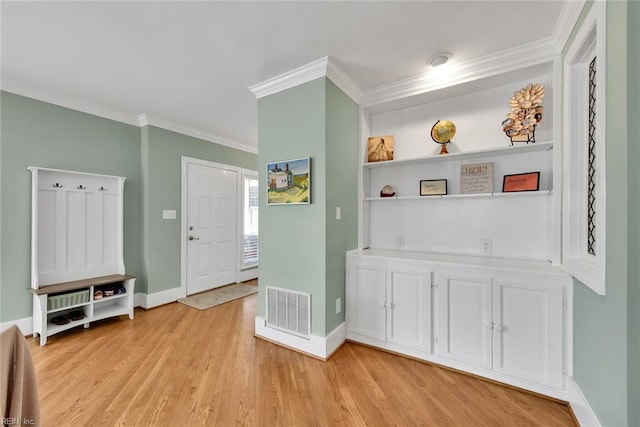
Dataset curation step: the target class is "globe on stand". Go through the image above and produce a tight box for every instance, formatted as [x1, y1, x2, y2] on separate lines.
[431, 120, 456, 155]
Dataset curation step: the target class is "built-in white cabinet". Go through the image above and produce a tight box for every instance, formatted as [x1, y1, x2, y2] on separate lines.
[29, 167, 134, 345]
[346, 250, 571, 399]
[347, 259, 432, 357]
[436, 268, 493, 370]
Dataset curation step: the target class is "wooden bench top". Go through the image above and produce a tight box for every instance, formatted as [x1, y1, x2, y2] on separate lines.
[30, 274, 136, 295]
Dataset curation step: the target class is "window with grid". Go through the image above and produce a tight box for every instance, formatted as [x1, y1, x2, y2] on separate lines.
[242, 176, 259, 268]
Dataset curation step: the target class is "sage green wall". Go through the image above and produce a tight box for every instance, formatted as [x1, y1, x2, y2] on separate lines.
[627, 2, 640, 425]
[141, 125, 257, 294]
[0, 91, 143, 322]
[257, 78, 328, 335]
[571, 2, 631, 426]
[324, 80, 358, 333]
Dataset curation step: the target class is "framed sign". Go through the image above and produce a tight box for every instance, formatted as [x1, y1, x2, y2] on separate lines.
[502, 171, 540, 192]
[267, 157, 311, 205]
[460, 162, 493, 194]
[420, 179, 447, 196]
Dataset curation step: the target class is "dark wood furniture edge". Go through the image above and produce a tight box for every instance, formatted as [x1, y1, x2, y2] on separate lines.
[30, 274, 136, 295]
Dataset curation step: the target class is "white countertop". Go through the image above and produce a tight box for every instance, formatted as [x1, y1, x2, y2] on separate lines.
[347, 248, 569, 276]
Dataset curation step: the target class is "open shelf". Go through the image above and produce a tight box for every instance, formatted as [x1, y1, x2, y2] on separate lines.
[93, 304, 129, 322]
[364, 141, 553, 170]
[365, 190, 552, 202]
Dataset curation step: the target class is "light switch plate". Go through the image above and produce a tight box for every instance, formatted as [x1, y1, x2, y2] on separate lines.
[162, 210, 176, 220]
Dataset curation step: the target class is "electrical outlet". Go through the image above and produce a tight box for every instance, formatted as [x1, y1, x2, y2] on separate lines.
[481, 239, 492, 254]
[397, 234, 405, 247]
[336, 297, 342, 314]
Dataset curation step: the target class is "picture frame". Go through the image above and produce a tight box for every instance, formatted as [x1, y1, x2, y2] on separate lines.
[367, 135, 395, 163]
[502, 171, 540, 192]
[267, 157, 311, 205]
[460, 162, 494, 194]
[420, 179, 447, 196]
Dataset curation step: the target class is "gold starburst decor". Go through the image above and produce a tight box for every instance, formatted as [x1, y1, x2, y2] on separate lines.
[502, 83, 544, 145]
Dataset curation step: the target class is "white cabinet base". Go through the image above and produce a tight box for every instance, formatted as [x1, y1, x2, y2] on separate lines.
[346, 249, 571, 400]
[31, 274, 135, 346]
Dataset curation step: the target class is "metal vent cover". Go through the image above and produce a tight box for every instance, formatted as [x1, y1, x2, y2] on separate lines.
[266, 286, 310, 338]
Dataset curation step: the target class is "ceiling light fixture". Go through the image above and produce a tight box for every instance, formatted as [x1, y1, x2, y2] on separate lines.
[429, 52, 453, 68]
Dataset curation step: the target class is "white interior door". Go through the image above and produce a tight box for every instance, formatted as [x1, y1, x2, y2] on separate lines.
[187, 162, 237, 295]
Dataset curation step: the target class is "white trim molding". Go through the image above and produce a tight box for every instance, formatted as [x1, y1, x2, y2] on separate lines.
[1, 317, 33, 336]
[568, 377, 602, 427]
[562, 1, 607, 295]
[254, 316, 346, 360]
[137, 113, 257, 154]
[249, 56, 361, 103]
[135, 287, 185, 310]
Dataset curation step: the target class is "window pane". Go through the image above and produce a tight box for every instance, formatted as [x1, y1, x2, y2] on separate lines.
[243, 177, 259, 267]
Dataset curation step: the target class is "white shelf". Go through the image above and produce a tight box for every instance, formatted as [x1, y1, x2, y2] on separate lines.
[48, 301, 91, 314]
[47, 318, 89, 336]
[365, 190, 552, 201]
[363, 141, 553, 170]
[93, 304, 128, 322]
[93, 292, 129, 305]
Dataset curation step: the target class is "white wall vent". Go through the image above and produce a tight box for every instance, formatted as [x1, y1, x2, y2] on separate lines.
[266, 286, 311, 338]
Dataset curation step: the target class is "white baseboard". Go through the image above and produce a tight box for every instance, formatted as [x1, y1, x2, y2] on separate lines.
[568, 377, 601, 426]
[254, 316, 346, 360]
[1, 316, 34, 336]
[238, 267, 258, 283]
[135, 286, 185, 309]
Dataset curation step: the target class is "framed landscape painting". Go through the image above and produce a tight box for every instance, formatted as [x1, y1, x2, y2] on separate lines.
[267, 157, 311, 205]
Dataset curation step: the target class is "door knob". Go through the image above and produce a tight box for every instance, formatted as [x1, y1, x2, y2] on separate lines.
[188, 235, 200, 241]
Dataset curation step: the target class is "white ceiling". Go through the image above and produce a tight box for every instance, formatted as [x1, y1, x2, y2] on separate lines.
[1, 1, 567, 153]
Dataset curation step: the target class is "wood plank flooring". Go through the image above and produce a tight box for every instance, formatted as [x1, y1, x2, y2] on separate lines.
[27, 289, 577, 426]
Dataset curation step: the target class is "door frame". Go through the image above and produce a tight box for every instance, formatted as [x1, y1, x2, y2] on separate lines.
[180, 156, 245, 297]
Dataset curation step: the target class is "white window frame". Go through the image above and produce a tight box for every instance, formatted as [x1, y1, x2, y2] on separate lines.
[240, 169, 259, 273]
[562, 2, 607, 294]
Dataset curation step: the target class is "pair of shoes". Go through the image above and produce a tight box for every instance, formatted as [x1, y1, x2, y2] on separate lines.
[51, 315, 70, 325]
[103, 288, 115, 297]
[94, 290, 104, 299]
[68, 309, 85, 321]
[114, 287, 126, 295]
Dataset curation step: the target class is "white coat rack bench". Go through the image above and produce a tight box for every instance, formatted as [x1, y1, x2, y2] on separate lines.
[28, 167, 135, 346]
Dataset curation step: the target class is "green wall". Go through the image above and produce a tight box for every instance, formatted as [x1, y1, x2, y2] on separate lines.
[257, 77, 358, 337]
[0, 91, 143, 322]
[571, 2, 632, 426]
[324, 80, 358, 333]
[258, 78, 328, 335]
[141, 125, 257, 294]
[627, 2, 640, 425]
[0, 91, 258, 322]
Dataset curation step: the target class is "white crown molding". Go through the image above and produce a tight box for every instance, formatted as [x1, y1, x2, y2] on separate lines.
[138, 114, 257, 154]
[1, 79, 140, 127]
[326, 59, 361, 103]
[249, 56, 361, 103]
[0, 80, 258, 154]
[359, 37, 560, 108]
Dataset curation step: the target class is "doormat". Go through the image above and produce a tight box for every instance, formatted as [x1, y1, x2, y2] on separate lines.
[177, 282, 258, 311]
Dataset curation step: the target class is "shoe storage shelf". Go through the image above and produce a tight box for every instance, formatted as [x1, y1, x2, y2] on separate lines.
[28, 167, 135, 346]
[30, 274, 135, 346]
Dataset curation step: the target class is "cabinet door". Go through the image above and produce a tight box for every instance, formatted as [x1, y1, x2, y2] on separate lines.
[346, 260, 386, 341]
[436, 270, 492, 369]
[386, 266, 431, 353]
[492, 276, 564, 388]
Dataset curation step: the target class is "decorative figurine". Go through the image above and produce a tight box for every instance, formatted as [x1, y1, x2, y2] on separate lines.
[502, 83, 544, 145]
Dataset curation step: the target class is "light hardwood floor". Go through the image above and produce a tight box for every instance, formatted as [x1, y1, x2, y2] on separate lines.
[27, 289, 577, 426]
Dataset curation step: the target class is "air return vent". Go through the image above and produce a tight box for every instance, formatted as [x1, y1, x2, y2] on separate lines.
[266, 286, 310, 338]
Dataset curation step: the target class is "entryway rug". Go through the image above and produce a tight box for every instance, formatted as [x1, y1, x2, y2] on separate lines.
[177, 282, 258, 311]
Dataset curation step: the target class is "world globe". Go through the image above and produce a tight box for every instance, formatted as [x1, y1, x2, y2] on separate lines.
[431, 120, 456, 144]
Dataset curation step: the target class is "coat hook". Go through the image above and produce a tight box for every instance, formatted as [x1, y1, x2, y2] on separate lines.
[98, 186, 107, 191]
[77, 184, 86, 190]
[53, 182, 63, 188]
